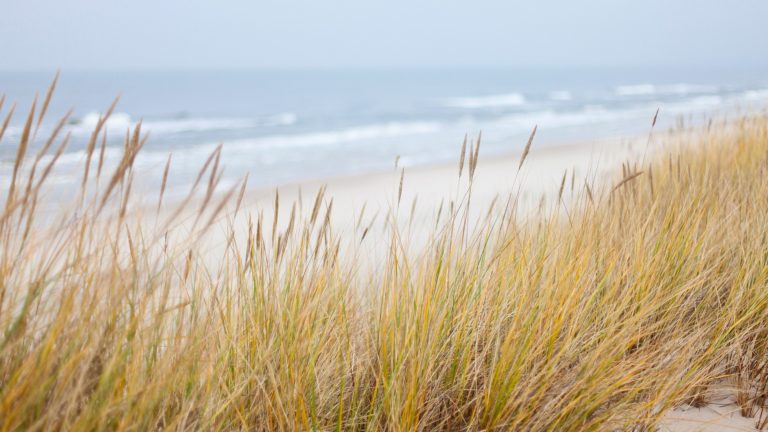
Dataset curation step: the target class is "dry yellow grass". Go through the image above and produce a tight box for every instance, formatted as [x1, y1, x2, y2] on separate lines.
[0, 81, 767, 431]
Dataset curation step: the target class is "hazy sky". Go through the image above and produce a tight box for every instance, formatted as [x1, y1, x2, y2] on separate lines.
[2, 0, 767, 70]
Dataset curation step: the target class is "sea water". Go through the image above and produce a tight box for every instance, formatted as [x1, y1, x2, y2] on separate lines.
[1, 68, 767, 197]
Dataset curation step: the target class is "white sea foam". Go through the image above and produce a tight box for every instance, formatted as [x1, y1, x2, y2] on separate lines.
[1, 126, 20, 139]
[507, 93, 729, 130]
[615, 83, 719, 97]
[13, 121, 440, 179]
[495, 105, 637, 131]
[145, 118, 250, 134]
[221, 121, 442, 152]
[743, 89, 768, 101]
[662, 84, 718, 95]
[269, 113, 298, 126]
[444, 93, 526, 109]
[615, 84, 657, 96]
[78, 111, 133, 132]
[684, 95, 723, 107]
[37, 146, 126, 167]
[145, 113, 298, 133]
[67, 112, 297, 136]
[492, 94, 725, 132]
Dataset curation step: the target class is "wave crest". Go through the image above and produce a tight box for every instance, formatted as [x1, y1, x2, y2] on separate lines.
[444, 93, 526, 109]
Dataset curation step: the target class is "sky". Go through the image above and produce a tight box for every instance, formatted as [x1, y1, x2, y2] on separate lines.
[1, 0, 767, 70]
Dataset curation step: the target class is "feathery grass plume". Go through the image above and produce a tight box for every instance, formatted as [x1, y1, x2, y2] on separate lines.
[95, 120, 147, 214]
[33, 71, 59, 139]
[314, 198, 333, 257]
[6, 94, 37, 210]
[570, 168, 576, 193]
[647, 163, 654, 197]
[81, 97, 119, 190]
[190, 143, 222, 193]
[24, 108, 72, 196]
[309, 185, 326, 226]
[518, 124, 537, 170]
[32, 132, 70, 193]
[398, 168, 405, 204]
[96, 129, 107, 179]
[285, 202, 296, 240]
[611, 171, 644, 193]
[297, 186, 303, 213]
[558, 169, 567, 201]
[234, 173, 249, 215]
[408, 195, 418, 227]
[0, 101, 16, 144]
[458, 133, 468, 178]
[361, 213, 377, 242]
[355, 202, 367, 231]
[158, 145, 222, 231]
[272, 188, 280, 242]
[158, 154, 172, 211]
[202, 180, 241, 232]
[255, 211, 264, 250]
[194, 146, 224, 225]
[467, 140, 475, 178]
[585, 181, 595, 204]
[469, 131, 482, 180]
[119, 168, 134, 219]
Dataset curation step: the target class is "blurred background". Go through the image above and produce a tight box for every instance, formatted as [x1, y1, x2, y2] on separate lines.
[1, 0, 767, 194]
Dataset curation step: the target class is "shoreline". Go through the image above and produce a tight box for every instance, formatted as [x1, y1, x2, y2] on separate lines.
[158, 134, 620, 257]
[168, 130, 666, 272]
[245, 131, 649, 196]
[233, 131, 659, 233]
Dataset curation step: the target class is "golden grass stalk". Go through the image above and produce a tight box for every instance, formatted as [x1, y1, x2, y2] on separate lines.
[518, 124, 537, 170]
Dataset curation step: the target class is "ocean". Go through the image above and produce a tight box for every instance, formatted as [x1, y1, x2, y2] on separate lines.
[1, 68, 767, 197]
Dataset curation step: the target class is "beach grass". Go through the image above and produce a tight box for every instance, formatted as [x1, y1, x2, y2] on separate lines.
[1, 81, 767, 431]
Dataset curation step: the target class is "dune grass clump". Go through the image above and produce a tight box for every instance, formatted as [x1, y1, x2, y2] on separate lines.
[0, 82, 767, 431]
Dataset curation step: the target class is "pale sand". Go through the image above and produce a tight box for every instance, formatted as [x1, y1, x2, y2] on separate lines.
[660, 384, 763, 431]
[194, 134, 652, 254]
[181, 131, 665, 268]
[661, 404, 761, 432]
[242, 134, 644, 227]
